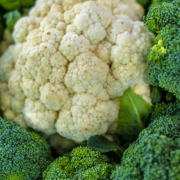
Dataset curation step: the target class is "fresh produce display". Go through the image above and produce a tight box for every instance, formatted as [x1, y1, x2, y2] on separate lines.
[0, 0, 180, 179]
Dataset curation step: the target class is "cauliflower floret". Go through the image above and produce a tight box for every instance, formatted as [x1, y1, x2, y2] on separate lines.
[13, 17, 42, 43]
[23, 98, 57, 135]
[132, 84, 151, 104]
[104, 16, 155, 99]
[56, 93, 118, 142]
[30, 0, 144, 21]
[0, 1, 154, 142]
[64, 51, 109, 95]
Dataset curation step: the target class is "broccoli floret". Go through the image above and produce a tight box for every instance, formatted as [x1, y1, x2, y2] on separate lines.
[0, 118, 53, 180]
[151, 100, 180, 120]
[0, 0, 34, 11]
[43, 146, 115, 180]
[144, 0, 180, 33]
[111, 115, 180, 180]
[146, 24, 180, 99]
[149, 0, 173, 9]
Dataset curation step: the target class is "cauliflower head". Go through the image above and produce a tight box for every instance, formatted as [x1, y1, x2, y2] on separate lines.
[0, 1, 154, 142]
[29, 0, 144, 21]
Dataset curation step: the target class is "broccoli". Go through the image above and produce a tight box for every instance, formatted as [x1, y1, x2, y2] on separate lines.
[151, 99, 180, 120]
[143, 0, 180, 99]
[144, 0, 180, 33]
[43, 146, 115, 180]
[0, 118, 53, 180]
[111, 115, 180, 180]
[149, 0, 173, 9]
[0, 0, 34, 11]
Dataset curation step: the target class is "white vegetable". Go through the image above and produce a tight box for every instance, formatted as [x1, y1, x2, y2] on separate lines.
[0, 1, 154, 142]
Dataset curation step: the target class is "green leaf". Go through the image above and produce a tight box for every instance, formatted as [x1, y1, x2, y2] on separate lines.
[4, 10, 21, 33]
[116, 87, 152, 141]
[151, 86, 162, 105]
[87, 135, 124, 159]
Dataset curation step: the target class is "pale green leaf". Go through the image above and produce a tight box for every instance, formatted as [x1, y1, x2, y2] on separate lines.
[116, 87, 152, 141]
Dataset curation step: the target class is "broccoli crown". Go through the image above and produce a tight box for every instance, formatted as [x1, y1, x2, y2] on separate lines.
[151, 100, 180, 120]
[111, 115, 180, 180]
[111, 133, 180, 180]
[43, 146, 115, 180]
[144, 0, 180, 33]
[149, 0, 173, 9]
[0, 118, 53, 180]
[0, 0, 34, 10]
[146, 24, 180, 98]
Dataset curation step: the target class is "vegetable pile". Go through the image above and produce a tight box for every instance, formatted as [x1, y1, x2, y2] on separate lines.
[0, 0, 180, 179]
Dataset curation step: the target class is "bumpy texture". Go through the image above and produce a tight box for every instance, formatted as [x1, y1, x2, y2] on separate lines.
[144, 0, 180, 99]
[0, 0, 154, 142]
[149, 0, 173, 9]
[150, 99, 180, 120]
[144, 0, 180, 33]
[0, 117, 53, 180]
[29, 0, 144, 21]
[147, 25, 180, 99]
[43, 146, 115, 180]
[111, 115, 180, 180]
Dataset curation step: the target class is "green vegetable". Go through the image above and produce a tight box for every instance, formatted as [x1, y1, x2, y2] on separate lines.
[150, 99, 180, 121]
[4, 10, 21, 33]
[117, 88, 152, 141]
[0, 118, 53, 180]
[87, 135, 124, 159]
[0, 0, 34, 11]
[144, 0, 180, 99]
[111, 115, 180, 180]
[43, 146, 115, 180]
[144, 0, 179, 34]
[147, 25, 180, 98]
[149, 0, 173, 9]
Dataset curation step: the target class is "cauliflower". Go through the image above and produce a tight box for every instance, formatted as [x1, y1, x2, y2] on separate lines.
[29, 0, 144, 21]
[0, 1, 154, 142]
